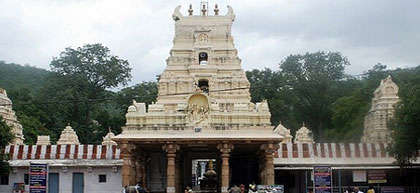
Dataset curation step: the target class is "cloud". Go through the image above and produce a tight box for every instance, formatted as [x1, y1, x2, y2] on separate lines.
[0, 0, 419, 86]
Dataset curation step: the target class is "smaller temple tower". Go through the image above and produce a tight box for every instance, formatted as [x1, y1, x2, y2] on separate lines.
[57, 125, 80, 145]
[0, 88, 24, 144]
[294, 123, 314, 143]
[361, 76, 399, 143]
[273, 122, 293, 143]
[102, 128, 117, 146]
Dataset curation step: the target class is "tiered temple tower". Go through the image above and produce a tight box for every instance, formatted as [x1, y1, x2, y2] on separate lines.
[124, 5, 271, 131]
[114, 4, 282, 193]
[361, 76, 399, 143]
[0, 88, 24, 144]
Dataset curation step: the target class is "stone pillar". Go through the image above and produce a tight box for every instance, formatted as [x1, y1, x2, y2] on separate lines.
[163, 143, 180, 193]
[136, 159, 142, 183]
[140, 157, 147, 186]
[121, 142, 137, 186]
[260, 143, 279, 185]
[217, 142, 234, 193]
[258, 154, 266, 184]
[175, 156, 183, 193]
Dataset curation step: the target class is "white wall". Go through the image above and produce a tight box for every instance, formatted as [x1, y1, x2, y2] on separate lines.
[0, 166, 122, 193]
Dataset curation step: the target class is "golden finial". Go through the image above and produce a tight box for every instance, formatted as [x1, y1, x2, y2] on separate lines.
[214, 4, 219, 15]
[188, 4, 193, 16]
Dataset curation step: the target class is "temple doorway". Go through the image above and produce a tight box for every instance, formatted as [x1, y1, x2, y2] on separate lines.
[181, 150, 220, 193]
[230, 154, 259, 187]
[191, 159, 218, 191]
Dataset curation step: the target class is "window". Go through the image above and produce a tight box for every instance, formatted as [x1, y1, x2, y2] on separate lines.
[198, 79, 209, 93]
[0, 174, 9, 185]
[24, 174, 29, 185]
[199, 52, 208, 65]
[98, 174, 106, 183]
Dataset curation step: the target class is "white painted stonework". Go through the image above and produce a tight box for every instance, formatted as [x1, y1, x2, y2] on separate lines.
[102, 129, 117, 146]
[273, 123, 293, 143]
[294, 124, 313, 143]
[0, 88, 24, 144]
[361, 76, 399, 143]
[0, 166, 122, 193]
[57, 125, 81, 145]
[36, 135, 51, 145]
[118, 5, 279, 140]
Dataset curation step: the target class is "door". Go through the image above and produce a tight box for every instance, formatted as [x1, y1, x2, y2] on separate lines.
[48, 173, 59, 193]
[72, 173, 84, 193]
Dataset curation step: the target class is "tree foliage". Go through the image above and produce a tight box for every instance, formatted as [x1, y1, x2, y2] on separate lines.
[389, 66, 420, 165]
[50, 44, 132, 90]
[279, 51, 350, 141]
[0, 116, 14, 175]
[246, 68, 299, 130]
[38, 44, 132, 144]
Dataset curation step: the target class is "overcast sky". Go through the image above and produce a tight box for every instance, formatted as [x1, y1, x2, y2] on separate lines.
[1, 0, 419, 86]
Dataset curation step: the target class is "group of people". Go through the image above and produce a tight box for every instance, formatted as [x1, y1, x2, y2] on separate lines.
[122, 182, 150, 193]
[344, 186, 375, 193]
[229, 182, 258, 193]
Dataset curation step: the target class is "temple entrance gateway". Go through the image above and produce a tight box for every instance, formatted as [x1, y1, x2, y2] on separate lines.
[117, 141, 280, 193]
[114, 4, 283, 193]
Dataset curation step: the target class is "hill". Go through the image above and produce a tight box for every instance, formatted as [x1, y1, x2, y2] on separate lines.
[0, 60, 50, 91]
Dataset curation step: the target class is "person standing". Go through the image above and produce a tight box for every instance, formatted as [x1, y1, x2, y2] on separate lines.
[354, 187, 364, 193]
[249, 182, 257, 193]
[367, 185, 375, 193]
[344, 186, 353, 193]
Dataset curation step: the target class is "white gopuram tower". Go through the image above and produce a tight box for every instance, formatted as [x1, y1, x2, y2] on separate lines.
[123, 5, 272, 131]
[361, 75, 399, 143]
[114, 4, 282, 190]
[0, 88, 24, 144]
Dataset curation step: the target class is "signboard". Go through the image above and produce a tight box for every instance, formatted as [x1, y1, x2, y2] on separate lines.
[381, 187, 404, 193]
[368, 170, 387, 184]
[257, 185, 284, 193]
[353, 170, 367, 182]
[13, 183, 26, 191]
[29, 163, 48, 193]
[313, 166, 332, 193]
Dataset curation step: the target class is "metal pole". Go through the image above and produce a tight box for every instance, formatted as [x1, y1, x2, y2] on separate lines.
[305, 170, 308, 193]
[338, 170, 342, 193]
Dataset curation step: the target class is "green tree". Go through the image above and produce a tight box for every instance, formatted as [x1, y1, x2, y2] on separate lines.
[117, 81, 158, 112]
[40, 43, 132, 143]
[279, 51, 350, 141]
[0, 116, 14, 175]
[246, 69, 298, 129]
[389, 66, 420, 165]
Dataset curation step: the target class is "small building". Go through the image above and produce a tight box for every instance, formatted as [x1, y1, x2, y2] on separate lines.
[274, 142, 420, 193]
[0, 126, 121, 193]
[0, 144, 122, 193]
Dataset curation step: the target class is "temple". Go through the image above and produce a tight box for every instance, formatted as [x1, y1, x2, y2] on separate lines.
[361, 76, 399, 143]
[2, 4, 420, 193]
[0, 88, 24, 144]
[113, 4, 282, 193]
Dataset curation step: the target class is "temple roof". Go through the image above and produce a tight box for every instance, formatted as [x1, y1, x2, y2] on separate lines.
[4, 144, 122, 167]
[114, 127, 283, 143]
[274, 142, 420, 166]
